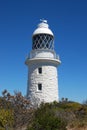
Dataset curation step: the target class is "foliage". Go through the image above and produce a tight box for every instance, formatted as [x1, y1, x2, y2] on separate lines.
[27, 103, 67, 130]
[1, 90, 87, 130]
[27, 101, 87, 130]
[0, 109, 14, 129]
[0, 90, 33, 129]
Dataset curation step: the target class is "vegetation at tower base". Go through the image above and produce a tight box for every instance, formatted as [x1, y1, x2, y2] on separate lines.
[0, 90, 33, 130]
[0, 90, 87, 130]
[27, 102, 67, 130]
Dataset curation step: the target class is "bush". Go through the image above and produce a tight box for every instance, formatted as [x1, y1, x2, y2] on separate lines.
[27, 103, 67, 130]
[0, 109, 14, 130]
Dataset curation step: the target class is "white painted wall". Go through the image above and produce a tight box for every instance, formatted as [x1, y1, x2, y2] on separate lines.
[30, 50, 55, 59]
[27, 59, 59, 105]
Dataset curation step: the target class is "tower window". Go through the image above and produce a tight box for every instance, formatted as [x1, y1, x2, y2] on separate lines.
[38, 67, 42, 74]
[38, 83, 42, 91]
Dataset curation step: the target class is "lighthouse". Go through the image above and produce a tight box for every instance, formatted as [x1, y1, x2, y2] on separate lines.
[25, 20, 61, 106]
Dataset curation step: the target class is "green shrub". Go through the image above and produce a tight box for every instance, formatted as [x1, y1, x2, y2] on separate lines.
[0, 109, 14, 129]
[27, 103, 67, 130]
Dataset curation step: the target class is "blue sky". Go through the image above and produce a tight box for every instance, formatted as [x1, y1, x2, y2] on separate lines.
[0, 0, 87, 103]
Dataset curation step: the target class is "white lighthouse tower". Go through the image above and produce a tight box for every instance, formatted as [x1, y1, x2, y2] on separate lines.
[25, 20, 61, 106]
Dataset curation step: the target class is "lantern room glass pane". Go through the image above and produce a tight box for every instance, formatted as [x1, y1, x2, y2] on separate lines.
[32, 34, 54, 50]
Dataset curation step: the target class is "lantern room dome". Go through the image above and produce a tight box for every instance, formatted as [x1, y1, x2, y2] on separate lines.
[33, 20, 54, 36]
